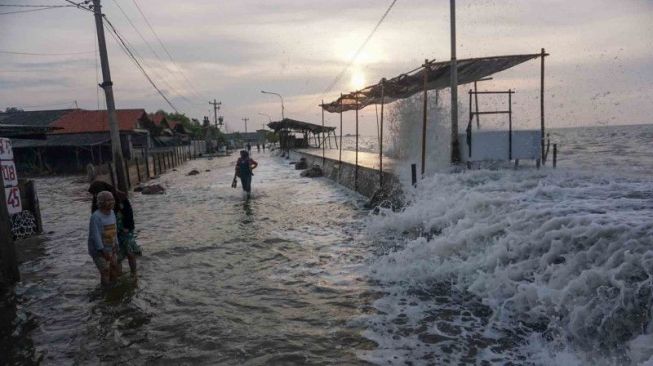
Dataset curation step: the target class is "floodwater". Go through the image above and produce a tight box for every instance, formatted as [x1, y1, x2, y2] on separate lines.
[3, 153, 378, 365]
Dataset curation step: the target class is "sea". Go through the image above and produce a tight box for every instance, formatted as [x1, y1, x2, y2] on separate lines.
[1, 123, 652, 365]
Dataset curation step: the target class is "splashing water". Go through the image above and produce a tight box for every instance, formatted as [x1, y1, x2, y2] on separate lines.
[362, 123, 653, 365]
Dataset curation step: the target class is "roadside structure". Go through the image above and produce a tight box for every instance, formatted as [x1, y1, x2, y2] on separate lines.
[321, 50, 549, 188]
[8, 109, 151, 174]
[267, 118, 337, 155]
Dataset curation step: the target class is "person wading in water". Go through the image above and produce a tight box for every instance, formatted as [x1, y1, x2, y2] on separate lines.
[233, 150, 258, 197]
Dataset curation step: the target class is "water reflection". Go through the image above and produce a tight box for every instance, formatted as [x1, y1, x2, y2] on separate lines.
[7, 154, 374, 364]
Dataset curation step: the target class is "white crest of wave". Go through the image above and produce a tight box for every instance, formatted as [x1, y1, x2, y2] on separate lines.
[366, 96, 653, 363]
[367, 167, 653, 363]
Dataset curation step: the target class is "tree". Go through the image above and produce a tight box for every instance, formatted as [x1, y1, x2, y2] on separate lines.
[4, 107, 23, 113]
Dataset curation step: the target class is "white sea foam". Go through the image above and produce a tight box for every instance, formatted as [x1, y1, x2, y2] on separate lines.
[361, 94, 653, 364]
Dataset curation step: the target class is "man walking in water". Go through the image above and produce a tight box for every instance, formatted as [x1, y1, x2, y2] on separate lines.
[235, 150, 258, 196]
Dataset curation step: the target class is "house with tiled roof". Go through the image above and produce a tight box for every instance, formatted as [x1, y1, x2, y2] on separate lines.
[8, 109, 152, 174]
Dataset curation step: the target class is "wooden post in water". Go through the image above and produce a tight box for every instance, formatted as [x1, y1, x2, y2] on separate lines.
[450, 0, 460, 164]
[124, 158, 131, 187]
[540, 48, 546, 164]
[355, 93, 359, 192]
[339, 94, 343, 170]
[321, 99, 325, 166]
[24, 180, 42, 234]
[553, 144, 558, 168]
[421, 60, 429, 176]
[134, 157, 140, 182]
[508, 89, 513, 160]
[411, 164, 417, 187]
[379, 79, 385, 188]
[143, 148, 150, 179]
[474, 81, 480, 129]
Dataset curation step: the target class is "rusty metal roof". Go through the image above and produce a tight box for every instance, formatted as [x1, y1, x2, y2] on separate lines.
[268, 118, 336, 134]
[321, 53, 545, 113]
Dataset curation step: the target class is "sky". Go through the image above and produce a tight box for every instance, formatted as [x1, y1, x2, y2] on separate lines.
[1, 0, 652, 135]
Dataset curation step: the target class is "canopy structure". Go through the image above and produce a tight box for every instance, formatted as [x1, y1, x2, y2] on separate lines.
[321, 53, 544, 113]
[268, 118, 335, 134]
[268, 118, 337, 153]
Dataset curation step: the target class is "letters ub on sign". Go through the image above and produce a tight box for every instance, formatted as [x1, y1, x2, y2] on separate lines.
[0, 137, 21, 214]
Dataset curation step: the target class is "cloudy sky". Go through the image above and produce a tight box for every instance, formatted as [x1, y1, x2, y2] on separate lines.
[1, 0, 652, 134]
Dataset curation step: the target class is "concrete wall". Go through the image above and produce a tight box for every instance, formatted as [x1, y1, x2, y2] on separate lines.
[289, 150, 398, 198]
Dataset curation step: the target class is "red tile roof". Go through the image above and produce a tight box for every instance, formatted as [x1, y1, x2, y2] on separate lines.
[51, 109, 148, 134]
[150, 112, 168, 127]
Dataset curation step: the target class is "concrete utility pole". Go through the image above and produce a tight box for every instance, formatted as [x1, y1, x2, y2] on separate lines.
[450, 0, 460, 164]
[92, 0, 128, 191]
[209, 99, 221, 129]
[242, 118, 249, 133]
[0, 174, 19, 285]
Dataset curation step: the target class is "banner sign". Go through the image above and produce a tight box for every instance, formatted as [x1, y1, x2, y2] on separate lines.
[1, 160, 18, 187]
[0, 137, 21, 214]
[0, 138, 13, 161]
[5, 186, 21, 215]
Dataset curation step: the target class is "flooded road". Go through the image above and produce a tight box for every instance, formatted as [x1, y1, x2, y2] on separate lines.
[5, 153, 378, 365]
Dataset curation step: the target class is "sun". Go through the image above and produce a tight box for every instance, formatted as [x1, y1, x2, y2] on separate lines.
[350, 70, 366, 90]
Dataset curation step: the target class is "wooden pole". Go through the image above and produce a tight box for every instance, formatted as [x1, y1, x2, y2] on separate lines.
[411, 164, 417, 187]
[540, 48, 546, 163]
[322, 99, 325, 165]
[474, 81, 480, 129]
[143, 148, 150, 179]
[508, 89, 513, 160]
[124, 158, 131, 187]
[553, 144, 558, 168]
[0, 173, 20, 284]
[450, 0, 460, 164]
[422, 61, 429, 176]
[355, 93, 359, 192]
[379, 79, 385, 188]
[339, 94, 343, 168]
[468, 89, 473, 159]
[135, 157, 141, 182]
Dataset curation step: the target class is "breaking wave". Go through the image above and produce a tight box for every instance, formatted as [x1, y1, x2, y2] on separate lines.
[361, 95, 653, 364]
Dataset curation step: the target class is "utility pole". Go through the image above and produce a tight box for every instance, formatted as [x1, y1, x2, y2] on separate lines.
[0, 173, 19, 284]
[242, 118, 249, 133]
[92, 0, 128, 192]
[450, 0, 460, 164]
[209, 99, 221, 129]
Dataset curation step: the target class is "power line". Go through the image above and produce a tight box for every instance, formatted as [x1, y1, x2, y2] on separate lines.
[297, 0, 399, 116]
[0, 7, 71, 15]
[130, 0, 205, 100]
[0, 4, 73, 7]
[111, 0, 193, 105]
[0, 50, 94, 56]
[103, 15, 179, 113]
[322, 0, 398, 96]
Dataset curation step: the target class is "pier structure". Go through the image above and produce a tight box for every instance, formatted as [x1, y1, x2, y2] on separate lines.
[321, 50, 550, 189]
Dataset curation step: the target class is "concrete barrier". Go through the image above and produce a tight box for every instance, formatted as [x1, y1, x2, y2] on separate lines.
[289, 150, 399, 199]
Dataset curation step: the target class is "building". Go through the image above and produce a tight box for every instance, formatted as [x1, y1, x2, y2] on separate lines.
[3, 109, 152, 174]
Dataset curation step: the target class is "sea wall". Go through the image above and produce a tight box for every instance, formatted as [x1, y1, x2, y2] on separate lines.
[289, 150, 398, 198]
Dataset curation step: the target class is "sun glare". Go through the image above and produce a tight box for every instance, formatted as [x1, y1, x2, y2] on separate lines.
[350, 71, 366, 90]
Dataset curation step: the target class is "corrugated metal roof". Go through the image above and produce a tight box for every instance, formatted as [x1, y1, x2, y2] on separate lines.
[52, 109, 148, 134]
[321, 53, 544, 113]
[267, 118, 336, 133]
[11, 132, 111, 148]
[0, 124, 59, 139]
[0, 109, 76, 127]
